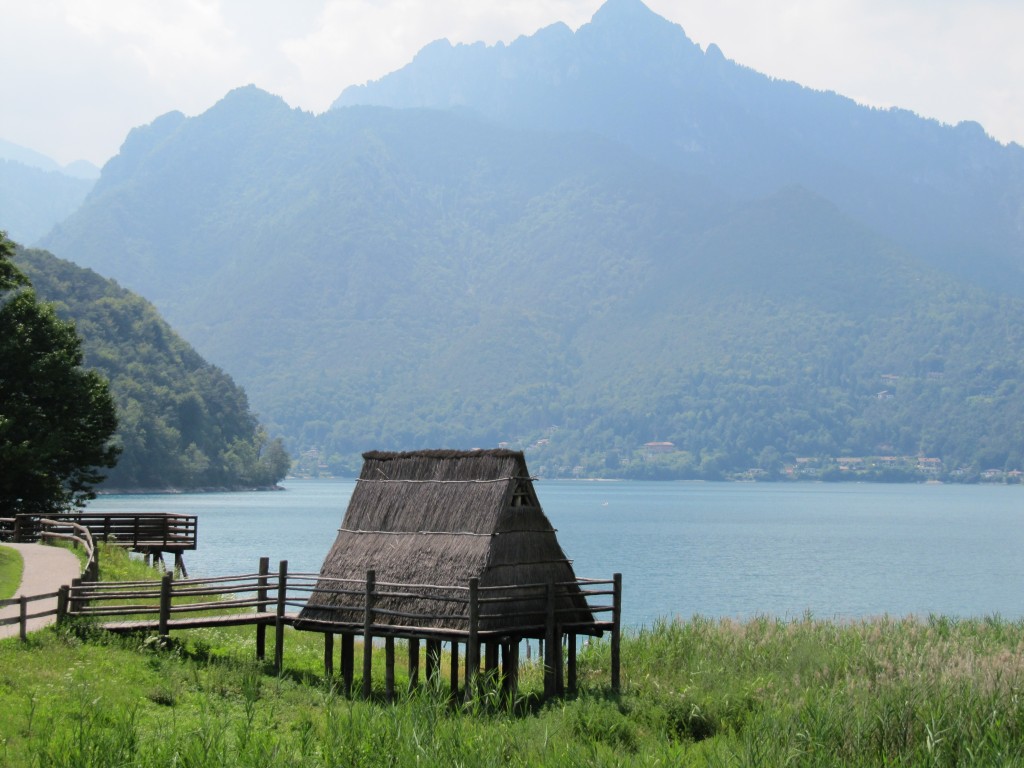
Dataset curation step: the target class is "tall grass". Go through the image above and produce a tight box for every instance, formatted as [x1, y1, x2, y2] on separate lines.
[3, 550, 1023, 765]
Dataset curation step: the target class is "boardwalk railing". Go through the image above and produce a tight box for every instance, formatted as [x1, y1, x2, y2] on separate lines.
[1, 512, 197, 575]
[65, 560, 622, 699]
[0, 590, 64, 641]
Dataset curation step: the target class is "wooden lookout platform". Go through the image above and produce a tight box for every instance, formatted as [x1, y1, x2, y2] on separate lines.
[1, 512, 197, 575]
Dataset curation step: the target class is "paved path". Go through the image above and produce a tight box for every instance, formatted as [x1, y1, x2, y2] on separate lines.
[0, 543, 81, 640]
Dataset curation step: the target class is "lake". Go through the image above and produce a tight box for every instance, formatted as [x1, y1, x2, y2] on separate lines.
[86, 479, 1024, 627]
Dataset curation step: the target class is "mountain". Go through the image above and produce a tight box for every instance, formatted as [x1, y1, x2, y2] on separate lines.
[37, 3, 1024, 478]
[12, 242, 290, 490]
[0, 139, 101, 179]
[1, 160, 95, 244]
[336, 0, 1024, 295]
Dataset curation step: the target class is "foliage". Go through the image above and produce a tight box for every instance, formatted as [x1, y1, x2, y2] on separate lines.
[12, 243, 290, 490]
[37, 82, 1024, 480]
[0, 232, 120, 513]
[3, 612, 1024, 765]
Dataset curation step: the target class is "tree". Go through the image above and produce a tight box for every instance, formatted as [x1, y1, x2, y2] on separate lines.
[0, 232, 120, 514]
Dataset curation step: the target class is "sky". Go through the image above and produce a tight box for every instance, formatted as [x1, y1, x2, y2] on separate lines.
[2, 0, 1023, 168]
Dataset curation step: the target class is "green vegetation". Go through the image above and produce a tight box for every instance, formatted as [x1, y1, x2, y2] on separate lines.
[1, 232, 119, 513]
[39, 90, 1024, 480]
[11, 243, 290, 491]
[2, 548, 1024, 765]
[2, 605, 1023, 765]
[0, 545, 23, 600]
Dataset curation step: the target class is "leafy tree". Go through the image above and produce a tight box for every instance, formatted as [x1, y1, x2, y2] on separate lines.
[0, 232, 119, 513]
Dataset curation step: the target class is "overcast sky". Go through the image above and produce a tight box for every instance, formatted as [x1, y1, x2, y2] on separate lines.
[3, 0, 1022, 167]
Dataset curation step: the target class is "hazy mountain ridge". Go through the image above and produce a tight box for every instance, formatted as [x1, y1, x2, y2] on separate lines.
[337, 0, 1024, 294]
[34, 1, 1024, 477]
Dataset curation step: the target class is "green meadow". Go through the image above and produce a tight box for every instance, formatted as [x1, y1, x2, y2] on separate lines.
[2, 547, 1023, 766]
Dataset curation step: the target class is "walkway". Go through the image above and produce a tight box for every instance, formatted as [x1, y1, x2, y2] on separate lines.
[0, 543, 81, 640]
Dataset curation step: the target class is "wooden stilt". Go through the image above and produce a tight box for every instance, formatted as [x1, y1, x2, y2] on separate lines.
[504, 639, 519, 697]
[408, 638, 420, 691]
[385, 637, 395, 702]
[567, 633, 577, 695]
[484, 641, 498, 675]
[544, 581, 556, 698]
[449, 641, 460, 698]
[426, 639, 442, 682]
[324, 632, 335, 677]
[341, 634, 354, 697]
[274, 560, 288, 673]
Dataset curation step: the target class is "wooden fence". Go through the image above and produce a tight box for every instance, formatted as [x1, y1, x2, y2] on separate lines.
[1, 512, 197, 574]
[66, 558, 622, 700]
[0, 590, 64, 641]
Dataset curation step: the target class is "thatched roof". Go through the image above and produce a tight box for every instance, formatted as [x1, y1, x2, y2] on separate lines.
[299, 449, 594, 635]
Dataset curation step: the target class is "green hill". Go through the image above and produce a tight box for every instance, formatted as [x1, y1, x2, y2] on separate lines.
[35, 4, 1024, 480]
[12, 244, 289, 490]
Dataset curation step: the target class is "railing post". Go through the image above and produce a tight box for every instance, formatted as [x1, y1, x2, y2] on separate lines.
[57, 585, 69, 624]
[544, 580, 557, 698]
[19, 595, 28, 641]
[70, 577, 82, 615]
[465, 577, 479, 701]
[362, 569, 375, 699]
[158, 572, 172, 639]
[274, 560, 288, 673]
[611, 572, 622, 694]
[256, 556, 270, 661]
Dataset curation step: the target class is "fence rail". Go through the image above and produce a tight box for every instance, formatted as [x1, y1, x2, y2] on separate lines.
[0, 512, 197, 554]
[64, 558, 622, 699]
[0, 591, 63, 641]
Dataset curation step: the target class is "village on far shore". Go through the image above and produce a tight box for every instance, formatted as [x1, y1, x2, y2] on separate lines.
[292, 439, 1019, 485]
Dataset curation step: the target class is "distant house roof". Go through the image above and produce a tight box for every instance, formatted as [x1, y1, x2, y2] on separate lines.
[299, 449, 593, 633]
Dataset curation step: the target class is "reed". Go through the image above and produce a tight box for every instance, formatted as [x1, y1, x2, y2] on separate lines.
[3, 611, 1024, 766]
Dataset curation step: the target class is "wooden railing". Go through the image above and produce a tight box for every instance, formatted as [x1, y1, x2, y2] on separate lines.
[65, 560, 623, 699]
[1, 512, 197, 553]
[0, 590, 65, 641]
[38, 517, 99, 582]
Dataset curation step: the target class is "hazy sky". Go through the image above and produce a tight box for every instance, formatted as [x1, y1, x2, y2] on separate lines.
[3, 0, 1022, 167]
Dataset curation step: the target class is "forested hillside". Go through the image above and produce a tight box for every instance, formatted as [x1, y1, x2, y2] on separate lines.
[36, 1, 1024, 480]
[13, 244, 289, 490]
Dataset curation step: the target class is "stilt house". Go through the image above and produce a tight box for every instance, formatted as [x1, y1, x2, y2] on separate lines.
[300, 449, 595, 635]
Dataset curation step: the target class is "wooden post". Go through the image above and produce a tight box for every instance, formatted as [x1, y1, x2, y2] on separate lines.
[611, 573, 622, 694]
[465, 578, 479, 700]
[567, 633, 577, 695]
[324, 633, 335, 677]
[426, 639, 441, 682]
[385, 637, 395, 702]
[70, 577, 82, 615]
[362, 570, 375, 700]
[341, 634, 354, 697]
[485, 641, 498, 675]
[158, 572, 172, 639]
[503, 639, 519, 697]
[407, 638, 420, 691]
[449, 641, 460, 698]
[19, 595, 28, 641]
[274, 560, 288, 674]
[56, 585, 69, 624]
[256, 557, 269, 661]
[544, 580, 557, 698]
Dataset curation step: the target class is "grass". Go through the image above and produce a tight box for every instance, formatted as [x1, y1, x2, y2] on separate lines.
[0, 545, 24, 601]
[2, 548, 1024, 766]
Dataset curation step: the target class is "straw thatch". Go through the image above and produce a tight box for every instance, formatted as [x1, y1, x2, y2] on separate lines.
[299, 449, 595, 635]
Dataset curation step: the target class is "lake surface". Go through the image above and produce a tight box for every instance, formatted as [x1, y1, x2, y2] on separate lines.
[86, 480, 1024, 627]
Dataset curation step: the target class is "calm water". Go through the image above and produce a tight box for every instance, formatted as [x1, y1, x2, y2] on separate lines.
[86, 480, 1024, 627]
